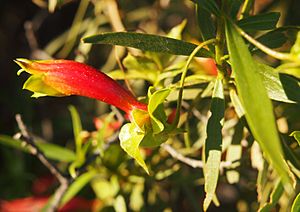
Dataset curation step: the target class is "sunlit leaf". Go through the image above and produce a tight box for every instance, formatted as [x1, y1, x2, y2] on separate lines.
[291, 31, 300, 57]
[83, 32, 213, 58]
[290, 131, 300, 146]
[148, 88, 171, 134]
[92, 175, 120, 200]
[257, 62, 300, 103]
[23, 75, 64, 97]
[225, 20, 294, 191]
[292, 192, 300, 212]
[204, 150, 221, 211]
[167, 19, 187, 40]
[129, 182, 144, 211]
[113, 195, 127, 212]
[226, 145, 242, 184]
[123, 53, 159, 83]
[260, 180, 284, 212]
[119, 123, 149, 174]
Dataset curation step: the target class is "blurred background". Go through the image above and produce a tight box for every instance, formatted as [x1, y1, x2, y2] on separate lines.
[0, 0, 300, 211]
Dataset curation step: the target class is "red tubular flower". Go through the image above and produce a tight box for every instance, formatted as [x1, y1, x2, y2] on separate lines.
[15, 59, 147, 116]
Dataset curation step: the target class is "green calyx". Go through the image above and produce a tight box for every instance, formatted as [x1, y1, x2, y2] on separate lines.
[23, 74, 65, 98]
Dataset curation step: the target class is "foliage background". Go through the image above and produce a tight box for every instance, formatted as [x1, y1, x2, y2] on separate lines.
[0, 0, 300, 211]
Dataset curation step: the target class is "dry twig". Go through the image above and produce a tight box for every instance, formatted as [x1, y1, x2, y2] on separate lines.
[161, 143, 232, 170]
[15, 114, 70, 212]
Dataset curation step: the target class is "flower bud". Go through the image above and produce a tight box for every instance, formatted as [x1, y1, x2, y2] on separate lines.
[15, 59, 147, 115]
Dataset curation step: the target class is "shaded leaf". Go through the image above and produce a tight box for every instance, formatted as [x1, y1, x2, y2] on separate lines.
[251, 26, 300, 52]
[205, 79, 224, 157]
[238, 12, 280, 31]
[225, 20, 293, 191]
[69, 105, 83, 151]
[0, 135, 75, 162]
[82, 32, 213, 58]
[196, 4, 215, 51]
[192, 0, 221, 16]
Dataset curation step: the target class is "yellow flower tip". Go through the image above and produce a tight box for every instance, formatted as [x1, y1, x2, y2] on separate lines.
[14, 58, 32, 74]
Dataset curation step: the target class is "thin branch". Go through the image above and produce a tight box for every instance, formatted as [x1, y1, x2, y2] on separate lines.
[24, 21, 52, 60]
[161, 143, 232, 169]
[15, 114, 69, 212]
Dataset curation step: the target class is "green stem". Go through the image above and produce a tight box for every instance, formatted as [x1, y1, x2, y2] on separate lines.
[239, 0, 253, 20]
[234, 24, 296, 61]
[171, 39, 216, 129]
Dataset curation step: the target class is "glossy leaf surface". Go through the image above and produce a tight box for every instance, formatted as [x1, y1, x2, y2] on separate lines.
[225, 20, 293, 191]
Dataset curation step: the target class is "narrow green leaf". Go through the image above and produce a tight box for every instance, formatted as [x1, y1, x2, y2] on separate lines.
[225, 20, 293, 192]
[37, 143, 75, 162]
[196, 4, 215, 51]
[205, 79, 224, 157]
[119, 123, 149, 174]
[250, 26, 300, 52]
[82, 32, 213, 58]
[0, 135, 75, 162]
[227, 0, 243, 19]
[237, 12, 280, 31]
[60, 171, 97, 206]
[193, 0, 221, 17]
[203, 150, 221, 211]
[203, 79, 224, 211]
[69, 105, 83, 152]
[257, 62, 300, 103]
[292, 192, 300, 212]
